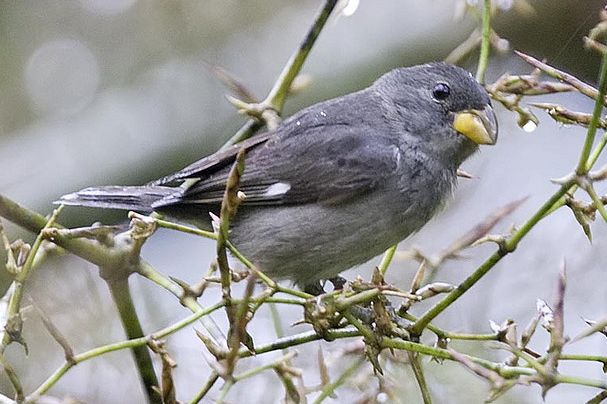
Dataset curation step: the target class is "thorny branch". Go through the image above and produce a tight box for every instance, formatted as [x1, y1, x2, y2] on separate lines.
[1, 2, 607, 404]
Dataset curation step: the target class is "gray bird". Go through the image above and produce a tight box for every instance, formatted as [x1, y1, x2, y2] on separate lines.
[59, 62, 497, 291]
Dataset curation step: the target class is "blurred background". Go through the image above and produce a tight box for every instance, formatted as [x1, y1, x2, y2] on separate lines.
[1, 0, 607, 402]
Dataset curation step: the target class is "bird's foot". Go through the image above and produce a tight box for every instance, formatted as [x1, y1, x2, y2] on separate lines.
[302, 276, 348, 296]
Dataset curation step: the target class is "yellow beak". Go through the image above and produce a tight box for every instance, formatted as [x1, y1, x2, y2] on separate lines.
[452, 105, 498, 145]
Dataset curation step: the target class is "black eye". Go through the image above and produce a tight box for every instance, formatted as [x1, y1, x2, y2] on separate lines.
[432, 82, 451, 101]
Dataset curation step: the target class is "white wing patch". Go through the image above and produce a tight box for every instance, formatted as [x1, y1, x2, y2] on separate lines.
[264, 182, 291, 197]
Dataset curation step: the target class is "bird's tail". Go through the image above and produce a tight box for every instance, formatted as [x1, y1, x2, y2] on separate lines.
[57, 185, 177, 212]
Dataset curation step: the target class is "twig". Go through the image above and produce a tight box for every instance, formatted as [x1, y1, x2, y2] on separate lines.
[587, 390, 607, 404]
[131, 213, 311, 300]
[234, 352, 297, 383]
[264, 0, 338, 115]
[217, 148, 245, 304]
[0, 194, 136, 272]
[0, 351, 23, 401]
[30, 297, 75, 364]
[584, 36, 607, 54]
[312, 356, 366, 404]
[217, 352, 298, 404]
[189, 371, 219, 404]
[205, 63, 258, 103]
[576, 49, 607, 175]
[427, 196, 527, 278]
[225, 274, 256, 377]
[137, 261, 226, 345]
[586, 131, 607, 171]
[515, 51, 604, 104]
[559, 354, 607, 367]
[222, 0, 339, 147]
[214, 148, 246, 378]
[378, 245, 397, 276]
[408, 351, 433, 404]
[27, 301, 225, 400]
[445, 29, 481, 65]
[571, 318, 607, 344]
[476, 0, 492, 83]
[238, 328, 360, 358]
[411, 43, 607, 333]
[106, 278, 161, 404]
[583, 182, 607, 222]
[1, 205, 63, 351]
[409, 184, 572, 337]
[530, 102, 607, 128]
[544, 266, 567, 380]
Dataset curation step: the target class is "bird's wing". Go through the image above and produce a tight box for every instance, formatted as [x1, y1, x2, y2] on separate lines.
[150, 132, 273, 186]
[153, 122, 400, 208]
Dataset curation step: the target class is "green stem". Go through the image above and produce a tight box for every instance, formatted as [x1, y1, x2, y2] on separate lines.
[234, 352, 296, 382]
[0, 194, 119, 266]
[28, 301, 224, 400]
[335, 288, 380, 310]
[378, 245, 397, 276]
[154, 302, 226, 339]
[221, 119, 263, 151]
[216, 379, 235, 404]
[342, 311, 377, 342]
[150, 215, 216, 240]
[577, 49, 607, 174]
[401, 312, 498, 341]
[106, 279, 161, 404]
[408, 351, 432, 404]
[239, 328, 361, 358]
[410, 184, 571, 336]
[383, 337, 607, 389]
[585, 183, 607, 222]
[214, 357, 308, 404]
[223, 0, 339, 146]
[542, 130, 607, 216]
[189, 372, 219, 404]
[0, 351, 24, 401]
[269, 302, 288, 355]
[264, 0, 338, 113]
[475, 0, 491, 84]
[554, 374, 607, 390]
[137, 261, 226, 344]
[250, 296, 304, 305]
[510, 346, 550, 378]
[148, 215, 312, 300]
[585, 131, 607, 170]
[2, 206, 62, 351]
[381, 338, 534, 378]
[312, 356, 366, 404]
[559, 354, 607, 365]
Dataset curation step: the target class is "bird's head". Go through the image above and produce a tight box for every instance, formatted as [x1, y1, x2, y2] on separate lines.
[375, 62, 498, 167]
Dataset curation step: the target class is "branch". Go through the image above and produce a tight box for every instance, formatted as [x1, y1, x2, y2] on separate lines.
[1, 205, 62, 351]
[27, 301, 225, 400]
[576, 49, 607, 174]
[222, 0, 339, 146]
[515, 51, 605, 105]
[476, 0, 492, 83]
[106, 279, 161, 404]
[411, 43, 607, 337]
[409, 183, 571, 336]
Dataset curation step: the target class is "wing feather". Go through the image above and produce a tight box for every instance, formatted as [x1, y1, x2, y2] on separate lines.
[154, 122, 399, 208]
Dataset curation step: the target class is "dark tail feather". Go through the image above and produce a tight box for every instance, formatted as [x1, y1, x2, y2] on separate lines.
[57, 185, 178, 211]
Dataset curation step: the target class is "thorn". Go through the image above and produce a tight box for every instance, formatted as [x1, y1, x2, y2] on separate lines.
[550, 172, 576, 185]
[456, 168, 475, 179]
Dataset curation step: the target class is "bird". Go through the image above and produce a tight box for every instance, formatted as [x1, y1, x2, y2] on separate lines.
[59, 62, 498, 292]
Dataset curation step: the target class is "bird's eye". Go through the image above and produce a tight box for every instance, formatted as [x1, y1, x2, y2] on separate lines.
[432, 82, 451, 101]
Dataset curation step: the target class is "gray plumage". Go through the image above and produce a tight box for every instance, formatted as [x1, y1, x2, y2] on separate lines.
[59, 62, 497, 288]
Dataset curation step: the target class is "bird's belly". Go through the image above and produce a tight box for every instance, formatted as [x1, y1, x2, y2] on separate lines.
[228, 190, 443, 287]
